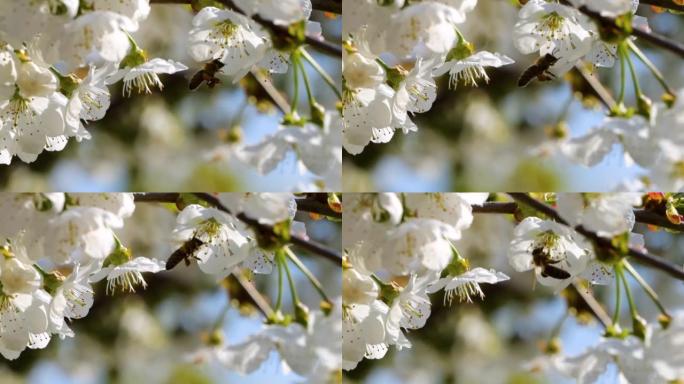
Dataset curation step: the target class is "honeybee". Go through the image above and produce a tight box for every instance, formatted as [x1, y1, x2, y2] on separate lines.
[189, 59, 225, 90]
[517, 54, 559, 87]
[166, 237, 205, 270]
[532, 247, 571, 280]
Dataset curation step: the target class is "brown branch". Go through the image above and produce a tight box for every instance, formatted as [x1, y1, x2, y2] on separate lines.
[471, 202, 518, 214]
[232, 268, 275, 318]
[573, 64, 616, 110]
[217, 0, 342, 57]
[571, 282, 612, 328]
[561, 0, 684, 58]
[311, 0, 342, 14]
[193, 193, 342, 264]
[508, 193, 684, 282]
[149, 0, 342, 56]
[295, 196, 341, 219]
[133, 193, 342, 265]
[634, 209, 684, 232]
[473, 202, 684, 233]
[640, 0, 684, 12]
[249, 70, 290, 114]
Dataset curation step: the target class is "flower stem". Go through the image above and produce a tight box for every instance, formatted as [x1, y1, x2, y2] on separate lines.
[623, 260, 670, 318]
[298, 56, 316, 107]
[300, 48, 342, 100]
[291, 52, 300, 115]
[627, 40, 675, 97]
[284, 247, 331, 303]
[275, 253, 284, 312]
[617, 263, 638, 318]
[618, 43, 627, 105]
[612, 268, 622, 326]
[282, 254, 299, 305]
[622, 43, 642, 99]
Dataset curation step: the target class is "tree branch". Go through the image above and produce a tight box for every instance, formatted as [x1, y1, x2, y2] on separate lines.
[232, 268, 275, 318]
[133, 193, 342, 265]
[561, 0, 684, 58]
[508, 193, 684, 282]
[249, 69, 290, 114]
[640, 0, 684, 12]
[295, 196, 341, 219]
[193, 193, 342, 264]
[149, 0, 342, 56]
[471, 202, 518, 214]
[570, 282, 612, 328]
[474, 201, 684, 233]
[311, 0, 342, 14]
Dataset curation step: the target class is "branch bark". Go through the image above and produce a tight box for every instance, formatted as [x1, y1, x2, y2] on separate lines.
[473, 201, 684, 232]
[508, 193, 684, 282]
[133, 193, 342, 265]
[311, 0, 342, 14]
[149, 0, 342, 56]
[561, 0, 684, 58]
[640, 0, 684, 12]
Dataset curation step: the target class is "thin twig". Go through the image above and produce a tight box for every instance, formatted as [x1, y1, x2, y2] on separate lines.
[573, 64, 616, 110]
[640, 0, 684, 12]
[232, 268, 275, 317]
[471, 202, 518, 214]
[217, 0, 342, 57]
[193, 193, 342, 264]
[508, 193, 684, 282]
[249, 70, 290, 114]
[571, 282, 612, 328]
[311, 0, 342, 14]
[149, 0, 342, 56]
[295, 197, 341, 219]
[473, 202, 684, 233]
[133, 193, 342, 265]
[561, 0, 684, 58]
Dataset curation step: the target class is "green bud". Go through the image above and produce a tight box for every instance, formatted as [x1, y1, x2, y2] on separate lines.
[294, 301, 310, 327]
[658, 313, 672, 329]
[445, 34, 475, 62]
[310, 101, 326, 127]
[42, 271, 66, 295]
[636, 93, 653, 119]
[385, 65, 408, 90]
[103, 237, 132, 268]
[320, 299, 333, 315]
[631, 314, 648, 340]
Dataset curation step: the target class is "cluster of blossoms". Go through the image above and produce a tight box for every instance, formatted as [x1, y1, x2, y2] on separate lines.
[0, 192, 341, 382]
[342, 0, 515, 154]
[0, 0, 187, 164]
[506, 193, 684, 382]
[512, 0, 684, 190]
[0, 193, 160, 359]
[0, 0, 341, 190]
[343, 192, 684, 382]
[342, 193, 510, 369]
[186, 2, 342, 188]
[170, 192, 342, 381]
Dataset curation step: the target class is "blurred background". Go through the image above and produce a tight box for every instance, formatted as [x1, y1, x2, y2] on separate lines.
[0, 4, 341, 192]
[343, 2, 684, 192]
[342, 195, 684, 384]
[0, 198, 342, 384]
